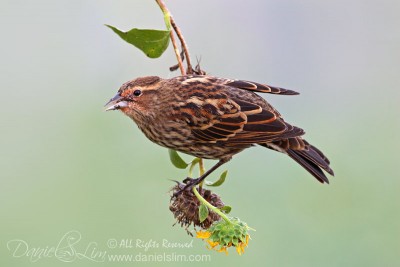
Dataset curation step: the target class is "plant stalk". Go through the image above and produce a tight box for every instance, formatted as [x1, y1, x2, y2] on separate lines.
[192, 186, 231, 223]
[155, 0, 192, 75]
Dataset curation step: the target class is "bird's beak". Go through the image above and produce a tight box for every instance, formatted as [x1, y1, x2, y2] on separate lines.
[104, 93, 128, 111]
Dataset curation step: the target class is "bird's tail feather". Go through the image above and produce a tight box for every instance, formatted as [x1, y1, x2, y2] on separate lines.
[261, 139, 334, 183]
[286, 145, 334, 184]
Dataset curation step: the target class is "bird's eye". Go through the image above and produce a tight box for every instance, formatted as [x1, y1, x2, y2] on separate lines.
[133, 89, 142, 97]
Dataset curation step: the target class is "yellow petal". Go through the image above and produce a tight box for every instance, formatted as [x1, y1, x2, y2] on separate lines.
[236, 245, 242, 255]
[241, 243, 246, 254]
[218, 246, 229, 255]
[196, 231, 211, 239]
[236, 242, 246, 255]
[245, 235, 249, 246]
[207, 240, 219, 249]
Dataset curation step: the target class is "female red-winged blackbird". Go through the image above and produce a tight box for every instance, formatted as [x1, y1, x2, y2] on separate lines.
[105, 75, 334, 192]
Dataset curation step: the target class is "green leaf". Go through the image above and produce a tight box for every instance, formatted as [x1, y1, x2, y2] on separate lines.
[232, 237, 239, 247]
[205, 170, 228, 186]
[223, 236, 231, 245]
[220, 205, 232, 214]
[168, 149, 188, 169]
[198, 204, 209, 223]
[106, 25, 170, 58]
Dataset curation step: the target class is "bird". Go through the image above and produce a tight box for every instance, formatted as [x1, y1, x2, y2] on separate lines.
[105, 75, 334, 193]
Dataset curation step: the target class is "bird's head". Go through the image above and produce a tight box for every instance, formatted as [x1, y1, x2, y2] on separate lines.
[105, 76, 162, 119]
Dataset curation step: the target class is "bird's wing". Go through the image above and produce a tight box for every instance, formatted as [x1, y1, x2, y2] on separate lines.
[224, 79, 299, 95]
[175, 75, 299, 95]
[174, 94, 304, 144]
[173, 96, 246, 142]
[224, 98, 305, 144]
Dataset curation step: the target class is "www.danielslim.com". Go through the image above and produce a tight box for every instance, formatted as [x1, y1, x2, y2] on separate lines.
[108, 252, 211, 262]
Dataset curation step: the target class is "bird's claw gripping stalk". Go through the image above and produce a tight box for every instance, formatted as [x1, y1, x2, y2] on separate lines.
[171, 177, 201, 199]
[171, 159, 229, 199]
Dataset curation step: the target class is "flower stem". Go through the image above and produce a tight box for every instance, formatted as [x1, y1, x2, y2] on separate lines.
[155, 0, 186, 75]
[169, 17, 193, 74]
[199, 159, 205, 176]
[192, 187, 231, 223]
[198, 158, 205, 190]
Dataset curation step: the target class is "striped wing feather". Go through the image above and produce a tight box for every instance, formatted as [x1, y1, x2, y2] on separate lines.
[225, 79, 299, 95]
[178, 95, 304, 144]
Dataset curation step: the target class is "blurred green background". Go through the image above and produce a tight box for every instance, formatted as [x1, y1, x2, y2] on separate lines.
[1, 0, 399, 266]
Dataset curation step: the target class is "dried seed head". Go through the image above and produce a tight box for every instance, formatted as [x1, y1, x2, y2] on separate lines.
[169, 183, 224, 231]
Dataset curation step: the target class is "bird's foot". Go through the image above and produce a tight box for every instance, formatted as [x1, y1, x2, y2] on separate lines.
[171, 177, 201, 199]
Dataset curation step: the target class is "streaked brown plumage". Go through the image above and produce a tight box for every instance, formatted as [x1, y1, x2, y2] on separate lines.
[105, 75, 334, 189]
